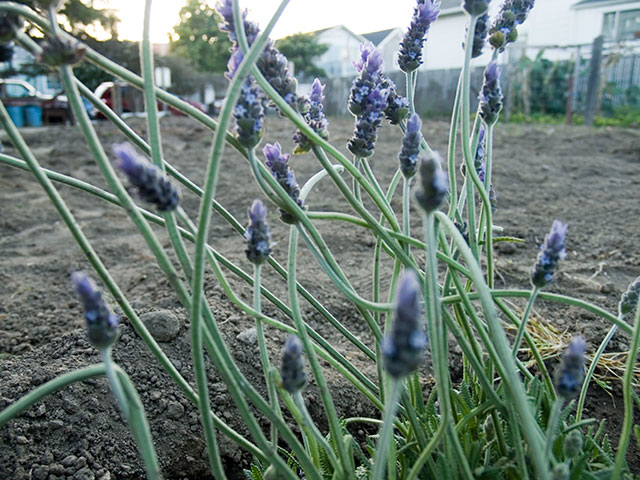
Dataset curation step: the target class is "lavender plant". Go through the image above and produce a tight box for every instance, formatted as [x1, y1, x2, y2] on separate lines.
[0, 1, 637, 480]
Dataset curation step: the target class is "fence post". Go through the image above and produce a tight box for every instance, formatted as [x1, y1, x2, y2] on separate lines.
[584, 35, 604, 126]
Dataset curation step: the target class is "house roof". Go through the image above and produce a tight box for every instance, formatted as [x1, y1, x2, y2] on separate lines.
[310, 25, 367, 42]
[573, 0, 637, 6]
[362, 28, 397, 46]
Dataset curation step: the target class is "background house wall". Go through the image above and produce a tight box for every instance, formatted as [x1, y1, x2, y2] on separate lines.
[315, 26, 366, 78]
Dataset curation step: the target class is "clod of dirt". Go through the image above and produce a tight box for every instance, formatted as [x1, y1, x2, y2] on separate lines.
[140, 310, 181, 342]
[236, 327, 258, 345]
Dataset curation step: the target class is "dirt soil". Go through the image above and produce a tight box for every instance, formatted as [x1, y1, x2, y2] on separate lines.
[0, 116, 639, 479]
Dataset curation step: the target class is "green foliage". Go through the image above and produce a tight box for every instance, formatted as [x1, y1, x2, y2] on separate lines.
[169, 0, 232, 73]
[16, 0, 119, 37]
[74, 38, 140, 91]
[275, 33, 328, 80]
[512, 52, 572, 116]
[156, 54, 209, 96]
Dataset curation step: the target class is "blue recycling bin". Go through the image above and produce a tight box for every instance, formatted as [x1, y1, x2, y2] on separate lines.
[6, 105, 24, 127]
[24, 105, 43, 127]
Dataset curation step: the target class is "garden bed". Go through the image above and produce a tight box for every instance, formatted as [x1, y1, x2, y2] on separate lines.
[0, 116, 639, 479]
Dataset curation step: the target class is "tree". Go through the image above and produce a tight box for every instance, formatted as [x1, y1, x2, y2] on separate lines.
[170, 0, 232, 73]
[16, 0, 120, 38]
[276, 33, 328, 80]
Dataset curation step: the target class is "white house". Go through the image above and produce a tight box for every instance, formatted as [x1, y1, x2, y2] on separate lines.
[424, 0, 640, 69]
[313, 26, 367, 78]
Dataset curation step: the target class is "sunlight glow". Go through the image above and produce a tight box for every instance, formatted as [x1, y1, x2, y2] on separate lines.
[102, 0, 419, 43]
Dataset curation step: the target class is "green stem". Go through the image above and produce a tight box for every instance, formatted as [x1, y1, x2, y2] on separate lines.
[353, 156, 362, 203]
[115, 366, 162, 479]
[441, 290, 631, 335]
[372, 379, 403, 480]
[436, 211, 549, 480]
[100, 348, 130, 419]
[0, 364, 105, 427]
[545, 399, 563, 460]
[0, 99, 261, 461]
[612, 303, 640, 479]
[576, 323, 618, 422]
[254, 264, 281, 448]
[494, 298, 555, 397]
[483, 124, 495, 287]
[60, 57, 306, 479]
[425, 214, 474, 479]
[293, 392, 342, 476]
[403, 176, 411, 255]
[405, 421, 447, 480]
[289, 226, 354, 479]
[512, 287, 540, 357]
[447, 76, 462, 219]
[142, 1, 224, 476]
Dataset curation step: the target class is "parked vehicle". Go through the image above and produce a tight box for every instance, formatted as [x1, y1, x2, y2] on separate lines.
[0, 78, 73, 125]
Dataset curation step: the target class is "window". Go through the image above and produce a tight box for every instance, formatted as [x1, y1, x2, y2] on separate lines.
[46, 75, 62, 91]
[602, 9, 640, 41]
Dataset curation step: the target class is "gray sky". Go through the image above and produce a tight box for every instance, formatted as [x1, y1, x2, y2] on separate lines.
[101, 0, 420, 42]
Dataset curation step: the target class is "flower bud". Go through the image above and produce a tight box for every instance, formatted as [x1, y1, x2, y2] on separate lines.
[113, 143, 180, 212]
[563, 429, 583, 459]
[415, 151, 448, 212]
[531, 220, 568, 288]
[382, 270, 428, 378]
[244, 199, 272, 265]
[37, 36, 86, 68]
[281, 335, 307, 394]
[478, 61, 503, 125]
[398, 113, 423, 179]
[463, 0, 489, 16]
[293, 78, 329, 154]
[551, 463, 569, 480]
[554, 336, 586, 400]
[619, 275, 640, 323]
[71, 272, 119, 349]
[263, 143, 305, 224]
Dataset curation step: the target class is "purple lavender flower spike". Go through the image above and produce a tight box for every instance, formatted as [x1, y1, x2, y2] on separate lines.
[531, 220, 568, 288]
[489, 0, 535, 51]
[478, 61, 503, 125]
[398, 0, 441, 73]
[263, 142, 305, 224]
[416, 151, 448, 212]
[216, 0, 298, 110]
[216, 0, 260, 48]
[71, 271, 119, 349]
[463, 0, 489, 16]
[554, 336, 586, 399]
[258, 43, 299, 110]
[113, 143, 180, 212]
[398, 113, 423, 179]
[281, 335, 307, 394]
[293, 78, 330, 154]
[348, 86, 390, 158]
[227, 53, 265, 149]
[382, 270, 427, 378]
[225, 49, 244, 80]
[463, 12, 489, 58]
[380, 76, 410, 125]
[349, 43, 384, 116]
[245, 199, 272, 265]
